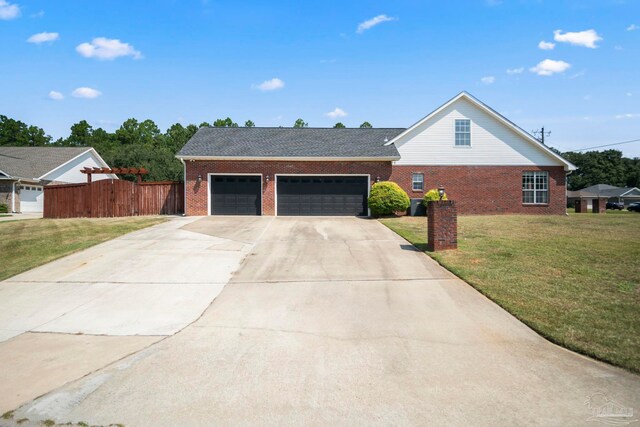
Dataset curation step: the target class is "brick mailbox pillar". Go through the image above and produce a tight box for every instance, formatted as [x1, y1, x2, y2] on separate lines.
[427, 200, 457, 251]
[575, 199, 588, 213]
[592, 197, 607, 214]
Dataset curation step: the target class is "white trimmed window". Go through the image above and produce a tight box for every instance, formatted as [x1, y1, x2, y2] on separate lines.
[412, 173, 424, 191]
[522, 171, 549, 204]
[455, 119, 471, 146]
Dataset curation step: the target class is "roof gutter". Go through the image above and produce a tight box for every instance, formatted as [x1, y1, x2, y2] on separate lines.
[175, 155, 401, 162]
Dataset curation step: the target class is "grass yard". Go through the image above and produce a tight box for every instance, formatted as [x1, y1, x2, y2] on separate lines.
[0, 216, 167, 281]
[380, 213, 640, 373]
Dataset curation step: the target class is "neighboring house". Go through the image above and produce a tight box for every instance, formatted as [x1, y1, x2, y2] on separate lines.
[568, 184, 640, 208]
[176, 92, 576, 216]
[0, 147, 116, 213]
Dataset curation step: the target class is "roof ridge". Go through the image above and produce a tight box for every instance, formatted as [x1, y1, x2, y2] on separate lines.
[198, 127, 406, 130]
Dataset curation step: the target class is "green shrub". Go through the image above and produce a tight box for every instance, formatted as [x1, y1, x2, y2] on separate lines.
[368, 181, 410, 216]
[423, 188, 448, 204]
[0, 204, 8, 214]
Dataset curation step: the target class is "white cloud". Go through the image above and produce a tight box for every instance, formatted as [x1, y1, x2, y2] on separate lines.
[553, 29, 602, 48]
[0, 0, 20, 20]
[614, 45, 623, 51]
[76, 37, 142, 60]
[30, 10, 44, 18]
[325, 107, 347, 119]
[506, 67, 524, 75]
[583, 95, 591, 101]
[72, 87, 101, 99]
[530, 59, 571, 76]
[615, 113, 640, 119]
[627, 24, 639, 31]
[538, 40, 555, 50]
[356, 14, 396, 34]
[626, 92, 633, 97]
[48, 91, 64, 100]
[27, 32, 59, 44]
[252, 78, 285, 91]
[480, 76, 495, 84]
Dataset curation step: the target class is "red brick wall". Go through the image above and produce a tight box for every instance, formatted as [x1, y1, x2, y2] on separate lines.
[184, 160, 392, 215]
[390, 165, 566, 215]
[185, 161, 566, 216]
[427, 200, 458, 251]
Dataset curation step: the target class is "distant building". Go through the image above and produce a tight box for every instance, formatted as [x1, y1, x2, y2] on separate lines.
[567, 184, 640, 208]
[0, 147, 116, 213]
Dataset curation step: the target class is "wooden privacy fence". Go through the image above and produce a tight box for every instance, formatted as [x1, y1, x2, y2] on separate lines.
[44, 179, 184, 218]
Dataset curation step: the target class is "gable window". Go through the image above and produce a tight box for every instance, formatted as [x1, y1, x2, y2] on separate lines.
[455, 119, 471, 146]
[412, 173, 424, 191]
[522, 171, 549, 204]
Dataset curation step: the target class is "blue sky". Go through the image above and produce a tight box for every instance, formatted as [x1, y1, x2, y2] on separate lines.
[1, 0, 639, 157]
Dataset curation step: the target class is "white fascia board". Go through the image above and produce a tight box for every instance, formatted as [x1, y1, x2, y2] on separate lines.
[87, 147, 119, 179]
[38, 148, 118, 180]
[619, 187, 640, 197]
[385, 91, 577, 171]
[175, 155, 400, 162]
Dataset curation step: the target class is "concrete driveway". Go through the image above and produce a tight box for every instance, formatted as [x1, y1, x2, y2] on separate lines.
[5, 217, 640, 426]
[0, 216, 255, 413]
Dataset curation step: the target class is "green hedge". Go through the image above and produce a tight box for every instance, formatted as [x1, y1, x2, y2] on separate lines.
[368, 181, 410, 216]
[0, 204, 8, 214]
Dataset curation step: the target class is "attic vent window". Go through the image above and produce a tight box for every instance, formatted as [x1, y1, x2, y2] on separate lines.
[455, 119, 471, 146]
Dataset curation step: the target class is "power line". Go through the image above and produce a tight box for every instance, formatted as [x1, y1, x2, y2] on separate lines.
[568, 138, 640, 152]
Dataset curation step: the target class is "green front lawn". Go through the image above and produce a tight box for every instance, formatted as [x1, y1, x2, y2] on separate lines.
[380, 213, 640, 373]
[0, 216, 167, 281]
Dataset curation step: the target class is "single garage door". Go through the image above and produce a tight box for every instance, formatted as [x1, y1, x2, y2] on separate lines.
[20, 185, 44, 212]
[210, 175, 261, 215]
[277, 176, 368, 216]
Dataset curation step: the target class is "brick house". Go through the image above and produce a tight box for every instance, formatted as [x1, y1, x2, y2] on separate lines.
[176, 92, 575, 216]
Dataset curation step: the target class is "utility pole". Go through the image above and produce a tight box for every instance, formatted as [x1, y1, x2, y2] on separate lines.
[532, 127, 551, 145]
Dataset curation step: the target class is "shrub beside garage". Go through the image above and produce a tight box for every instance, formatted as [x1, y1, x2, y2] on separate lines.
[368, 181, 410, 216]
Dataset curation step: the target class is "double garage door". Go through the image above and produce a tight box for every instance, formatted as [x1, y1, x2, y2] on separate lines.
[210, 175, 368, 216]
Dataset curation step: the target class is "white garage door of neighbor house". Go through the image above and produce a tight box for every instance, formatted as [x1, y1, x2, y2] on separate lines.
[20, 185, 44, 212]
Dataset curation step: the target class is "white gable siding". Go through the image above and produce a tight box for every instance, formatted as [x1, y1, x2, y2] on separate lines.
[393, 98, 564, 167]
[40, 150, 116, 183]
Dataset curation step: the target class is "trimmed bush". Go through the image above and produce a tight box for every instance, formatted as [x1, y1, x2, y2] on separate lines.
[423, 188, 448, 204]
[368, 181, 410, 216]
[0, 204, 8, 214]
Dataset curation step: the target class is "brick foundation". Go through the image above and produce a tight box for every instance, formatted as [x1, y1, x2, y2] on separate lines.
[427, 200, 457, 251]
[390, 165, 566, 215]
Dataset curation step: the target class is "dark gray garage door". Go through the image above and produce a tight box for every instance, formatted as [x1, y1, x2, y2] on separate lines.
[210, 175, 261, 215]
[277, 176, 368, 216]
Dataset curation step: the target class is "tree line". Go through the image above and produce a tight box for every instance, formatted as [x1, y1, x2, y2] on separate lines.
[0, 114, 637, 188]
[0, 115, 374, 182]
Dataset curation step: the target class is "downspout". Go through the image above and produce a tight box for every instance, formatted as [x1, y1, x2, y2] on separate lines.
[11, 178, 21, 213]
[179, 158, 186, 216]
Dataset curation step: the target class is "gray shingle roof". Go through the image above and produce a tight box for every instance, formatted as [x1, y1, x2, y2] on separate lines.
[578, 184, 640, 197]
[177, 127, 404, 159]
[0, 147, 92, 180]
